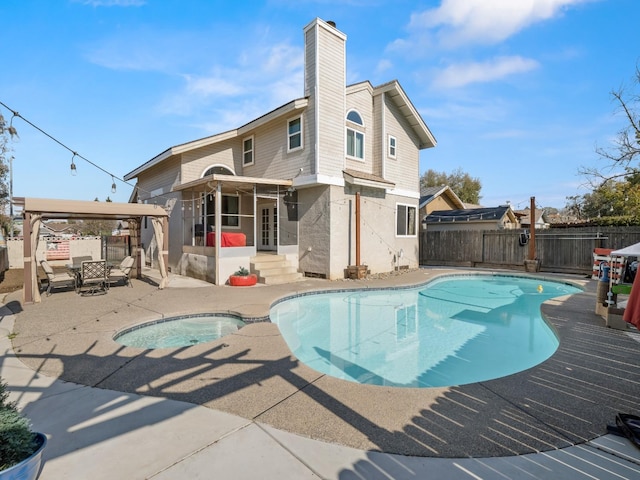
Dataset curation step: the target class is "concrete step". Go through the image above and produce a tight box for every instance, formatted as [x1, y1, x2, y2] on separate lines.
[254, 266, 298, 276]
[260, 272, 304, 285]
[251, 255, 287, 271]
[250, 255, 302, 285]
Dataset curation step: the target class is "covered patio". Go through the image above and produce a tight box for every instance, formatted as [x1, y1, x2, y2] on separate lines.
[20, 197, 170, 304]
[172, 173, 298, 285]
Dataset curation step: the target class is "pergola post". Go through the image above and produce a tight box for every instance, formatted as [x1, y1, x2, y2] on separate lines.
[23, 211, 33, 304]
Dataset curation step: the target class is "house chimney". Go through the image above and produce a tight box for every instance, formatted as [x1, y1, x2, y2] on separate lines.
[303, 18, 347, 175]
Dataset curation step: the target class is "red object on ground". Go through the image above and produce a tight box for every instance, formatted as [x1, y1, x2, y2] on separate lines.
[623, 272, 640, 329]
[229, 274, 257, 286]
[206, 232, 247, 247]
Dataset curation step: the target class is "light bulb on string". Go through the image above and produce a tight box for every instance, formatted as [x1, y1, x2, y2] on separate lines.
[70, 152, 77, 176]
[111, 176, 117, 193]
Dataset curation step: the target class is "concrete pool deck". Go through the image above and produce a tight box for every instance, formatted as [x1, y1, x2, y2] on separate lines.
[1, 267, 640, 478]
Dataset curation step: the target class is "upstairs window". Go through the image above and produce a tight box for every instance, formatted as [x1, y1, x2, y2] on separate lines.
[288, 116, 302, 152]
[243, 136, 254, 166]
[388, 135, 397, 159]
[346, 129, 364, 159]
[396, 204, 416, 237]
[347, 110, 363, 125]
[346, 109, 365, 161]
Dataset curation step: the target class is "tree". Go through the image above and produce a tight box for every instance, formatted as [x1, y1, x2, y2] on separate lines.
[563, 174, 640, 225]
[0, 113, 17, 234]
[420, 167, 482, 204]
[580, 66, 640, 186]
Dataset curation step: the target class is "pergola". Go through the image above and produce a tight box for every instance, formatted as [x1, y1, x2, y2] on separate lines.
[21, 197, 169, 304]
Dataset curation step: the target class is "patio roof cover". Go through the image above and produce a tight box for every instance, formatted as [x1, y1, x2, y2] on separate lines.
[22, 197, 169, 303]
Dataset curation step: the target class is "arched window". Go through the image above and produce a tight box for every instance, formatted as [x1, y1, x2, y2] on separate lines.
[346, 110, 363, 125]
[203, 165, 235, 177]
[346, 110, 364, 160]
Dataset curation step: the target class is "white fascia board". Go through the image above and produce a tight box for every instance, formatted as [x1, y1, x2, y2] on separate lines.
[238, 98, 308, 136]
[123, 129, 238, 181]
[293, 174, 345, 188]
[387, 188, 420, 199]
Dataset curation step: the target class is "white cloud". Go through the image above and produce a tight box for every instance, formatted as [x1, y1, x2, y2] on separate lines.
[158, 41, 304, 125]
[408, 0, 594, 48]
[432, 56, 539, 88]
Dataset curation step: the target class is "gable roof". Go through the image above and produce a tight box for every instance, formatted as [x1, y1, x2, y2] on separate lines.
[125, 80, 436, 182]
[124, 97, 309, 181]
[515, 208, 546, 225]
[425, 206, 515, 224]
[373, 80, 436, 149]
[419, 185, 465, 210]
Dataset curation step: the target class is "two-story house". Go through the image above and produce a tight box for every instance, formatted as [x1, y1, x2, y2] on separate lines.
[124, 18, 436, 285]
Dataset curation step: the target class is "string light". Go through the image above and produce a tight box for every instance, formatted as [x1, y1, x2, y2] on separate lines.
[0, 100, 171, 201]
[70, 152, 77, 176]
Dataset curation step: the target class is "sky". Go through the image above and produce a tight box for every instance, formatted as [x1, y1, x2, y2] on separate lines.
[1, 0, 638, 211]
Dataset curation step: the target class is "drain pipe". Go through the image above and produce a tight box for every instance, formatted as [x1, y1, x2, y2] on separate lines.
[355, 191, 361, 267]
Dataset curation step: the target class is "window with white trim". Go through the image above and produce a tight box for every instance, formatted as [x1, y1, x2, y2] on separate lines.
[346, 109, 365, 161]
[396, 203, 417, 237]
[243, 136, 254, 166]
[288, 116, 302, 152]
[388, 135, 397, 159]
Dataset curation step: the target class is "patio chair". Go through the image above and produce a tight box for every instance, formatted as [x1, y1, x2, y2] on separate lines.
[40, 260, 76, 296]
[72, 255, 93, 265]
[78, 260, 108, 296]
[108, 256, 135, 287]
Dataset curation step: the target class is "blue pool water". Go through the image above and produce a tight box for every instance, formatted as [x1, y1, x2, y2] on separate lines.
[270, 275, 581, 388]
[115, 315, 246, 349]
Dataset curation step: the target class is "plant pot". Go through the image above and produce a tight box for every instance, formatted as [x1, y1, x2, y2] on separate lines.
[0, 432, 47, 480]
[229, 274, 257, 286]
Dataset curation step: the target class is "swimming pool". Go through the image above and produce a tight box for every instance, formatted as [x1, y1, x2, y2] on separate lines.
[114, 314, 246, 349]
[270, 275, 581, 388]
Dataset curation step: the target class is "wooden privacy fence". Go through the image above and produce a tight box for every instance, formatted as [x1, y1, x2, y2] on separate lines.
[420, 227, 640, 275]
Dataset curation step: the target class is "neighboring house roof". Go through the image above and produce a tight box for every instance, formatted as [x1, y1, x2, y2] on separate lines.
[515, 208, 547, 227]
[41, 222, 79, 235]
[419, 185, 465, 210]
[425, 206, 516, 224]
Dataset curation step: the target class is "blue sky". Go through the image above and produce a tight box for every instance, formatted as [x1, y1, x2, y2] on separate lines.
[1, 0, 638, 210]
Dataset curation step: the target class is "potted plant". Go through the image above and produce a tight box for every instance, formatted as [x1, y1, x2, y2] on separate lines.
[228, 266, 257, 286]
[0, 379, 46, 480]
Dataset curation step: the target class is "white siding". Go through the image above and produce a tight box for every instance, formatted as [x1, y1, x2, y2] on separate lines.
[345, 87, 374, 174]
[181, 141, 238, 182]
[382, 95, 421, 192]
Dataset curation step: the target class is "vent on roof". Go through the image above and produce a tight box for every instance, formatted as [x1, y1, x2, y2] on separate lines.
[326, 20, 336, 28]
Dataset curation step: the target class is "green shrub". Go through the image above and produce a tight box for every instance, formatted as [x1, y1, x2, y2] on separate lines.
[0, 379, 38, 471]
[233, 266, 250, 276]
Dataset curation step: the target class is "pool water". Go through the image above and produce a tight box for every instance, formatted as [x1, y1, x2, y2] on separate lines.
[270, 275, 580, 388]
[115, 315, 246, 349]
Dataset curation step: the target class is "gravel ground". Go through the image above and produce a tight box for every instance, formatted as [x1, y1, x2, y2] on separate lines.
[0, 268, 24, 294]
